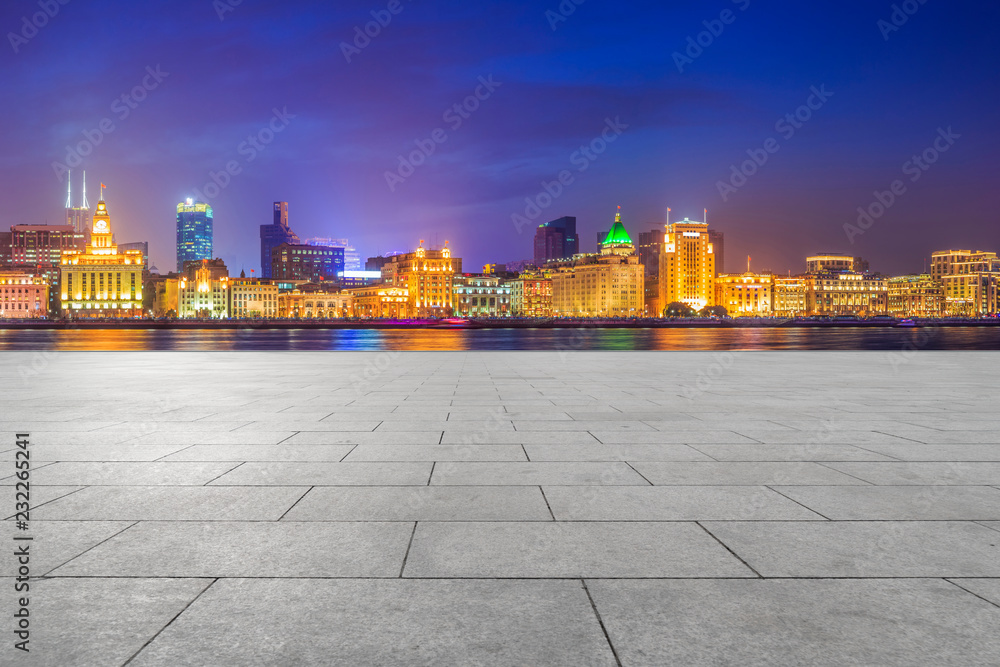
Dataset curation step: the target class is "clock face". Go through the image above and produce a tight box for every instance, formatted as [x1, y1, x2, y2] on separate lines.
[95, 220, 109, 231]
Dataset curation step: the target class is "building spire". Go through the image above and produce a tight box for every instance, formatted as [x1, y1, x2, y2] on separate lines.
[615, 205, 622, 223]
[66, 170, 72, 209]
[82, 171, 90, 209]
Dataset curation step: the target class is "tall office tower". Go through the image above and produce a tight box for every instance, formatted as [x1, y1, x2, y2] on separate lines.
[637, 229, 664, 276]
[533, 216, 578, 266]
[176, 200, 213, 272]
[708, 229, 725, 275]
[308, 237, 360, 271]
[65, 171, 93, 239]
[658, 218, 717, 312]
[260, 202, 300, 278]
[9, 223, 85, 315]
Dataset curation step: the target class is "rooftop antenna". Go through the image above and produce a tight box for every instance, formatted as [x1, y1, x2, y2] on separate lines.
[666, 207, 671, 225]
[82, 171, 90, 209]
[100, 182, 105, 201]
[66, 170, 72, 209]
[704, 208, 708, 224]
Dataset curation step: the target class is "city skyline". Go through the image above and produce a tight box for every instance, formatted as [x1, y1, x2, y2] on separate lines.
[2, 1, 998, 276]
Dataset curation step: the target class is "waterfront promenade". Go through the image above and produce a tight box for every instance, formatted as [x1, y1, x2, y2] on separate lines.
[3, 351, 999, 665]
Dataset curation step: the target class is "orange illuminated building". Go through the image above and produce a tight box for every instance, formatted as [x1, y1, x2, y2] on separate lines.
[59, 196, 145, 318]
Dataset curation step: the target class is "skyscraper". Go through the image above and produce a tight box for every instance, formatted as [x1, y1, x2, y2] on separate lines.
[176, 200, 213, 272]
[65, 171, 92, 239]
[658, 218, 717, 312]
[260, 201, 300, 278]
[533, 216, 578, 266]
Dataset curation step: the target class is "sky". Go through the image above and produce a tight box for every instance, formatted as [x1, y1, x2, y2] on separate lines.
[2, 0, 999, 276]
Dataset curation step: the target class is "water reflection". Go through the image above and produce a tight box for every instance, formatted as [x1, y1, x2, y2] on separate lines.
[0, 327, 998, 351]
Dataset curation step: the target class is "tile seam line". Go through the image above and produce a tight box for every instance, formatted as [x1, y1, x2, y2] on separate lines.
[277, 486, 315, 521]
[42, 520, 140, 577]
[581, 579, 624, 667]
[695, 521, 764, 579]
[943, 578, 1000, 610]
[120, 577, 219, 666]
[398, 522, 419, 578]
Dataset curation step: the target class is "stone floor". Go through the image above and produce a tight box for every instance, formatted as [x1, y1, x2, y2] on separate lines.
[2, 350, 999, 666]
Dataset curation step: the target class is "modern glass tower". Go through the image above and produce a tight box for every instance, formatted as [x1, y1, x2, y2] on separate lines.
[259, 201, 300, 278]
[176, 200, 213, 272]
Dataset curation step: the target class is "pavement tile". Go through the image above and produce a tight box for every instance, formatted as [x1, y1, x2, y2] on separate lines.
[630, 461, 868, 485]
[824, 462, 1000, 485]
[693, 444, 897, 461]
[343, 444, 527, 462]
[1, 521, 133, 576]
[431, 461, 648, 486]
[588, 578, 1000, 667]
[949, 579, 1000, 607]
[403, 522, 755, 578]
[208, 461, 433, 486]
[158, 444, 356, 462]
[22, 461, 240, 486]
[772, 485, 1000, 520]
[50, 521, 414, 577]
[128, 579, 617, 667]
[524, 444, 712, 461]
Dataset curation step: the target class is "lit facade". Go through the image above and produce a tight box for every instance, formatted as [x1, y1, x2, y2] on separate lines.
[0, 271, 49, 319]
[271, 244, 345, 283]
[510, 276, 553, 317]
[930, 250, 1000, 316]
[805, 272, 887, 316]
[59, 200, 145, 318]
[229, 277, 279, 318]
[658, 218, 716, 313]
[453, 275, 512, 317]
[382, 242, 461, 317]
[806, 254, 868, 274]
[178, 259, 229, 319]
[176, 201, 213, 272]
[773, 276, 808, 317]
[278, 287, 351, 318]
[715, 273, 774, 316]
[144, 273, 180, 318]
[887, 274, 945, 318]
[346, 285, 410, 318]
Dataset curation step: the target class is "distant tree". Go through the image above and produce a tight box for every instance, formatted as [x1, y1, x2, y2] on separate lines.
[664, 302, 696, 318]
[699, 305, 728, 318]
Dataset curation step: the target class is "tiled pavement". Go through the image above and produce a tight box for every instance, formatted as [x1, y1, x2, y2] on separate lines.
[2, 350, 999, 666]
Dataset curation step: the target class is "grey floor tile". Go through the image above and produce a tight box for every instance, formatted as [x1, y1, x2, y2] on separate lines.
[1, 577, 212, 667]
[513, 420, 656, 432]
[850, 444, 1000, 461]
[524, 443, 712, 461]
[543, 486, 825, 521]
[431, 461, 648, 486]
[1, 485, 82, 516]
[23, 461, 240, 486]
[588, 578, 1000, 667]
[0, 444, 189, 462]
[50, 522, 414, 577]
[825, 462, 1000, 485]
[343, 444, 527, 462]
[694, 444, 897, 461]
[703, 520, 1000, 577]
[32, 486, 307, 521]
[403, 522, 755, 578]
[590, 431, 759, 444]
[630, 461, 868, 485]
[949, 579, 1000, 607]
[286, 431, 444, 445]
[158, 444, 356, 462]
[128, 431, 299, 445]
[0, 521, 133, 576]
[208, 461, 432, 486]
[282, 486, 552, 521]
[441, 431, 600, 445]
[773, 485, 1000, 520]
[128, 579, 617, 667]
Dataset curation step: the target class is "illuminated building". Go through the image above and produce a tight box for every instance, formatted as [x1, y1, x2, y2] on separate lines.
[888, 274, 945, 318]
[453, 275, 512, 317]
[551, 210, 644, 317]
[510, 275, 553, 317]
[278, 285, 351, 318]
[345, 285, 410, 318]
[176, 200, 213, 272]
[930, 250, 1000, 316]
[229, 274, 279, 318]
[0, 271, 49, 319]
[145, 273, 180, 318]
[658, 218, 717, 313]
[259, 202, 300, 278]
[382, 241, 461, 317]
[65, 170, 92, 239]
[9, 223, 84, 315]
[59, 197, 145, 318]
[806, 254, 868, 274]
[773, 276, 808, 317]
[178, 259, 229, 319]
[339, 270, 383, 288]
[715, 273, 774, 316]
[534, 217, 579, 266]
[271, 243, 345, 283]
[805, 272, 887, 316]
[308, 237, 360, 271]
